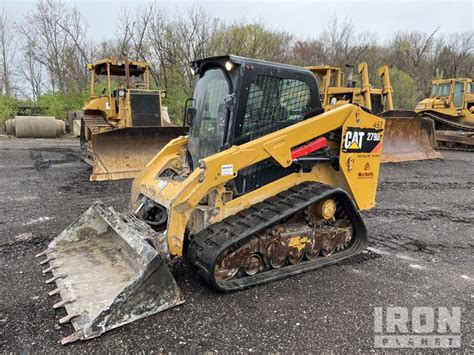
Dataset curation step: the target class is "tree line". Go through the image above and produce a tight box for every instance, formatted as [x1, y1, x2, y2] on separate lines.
[0, 0, 472, 123]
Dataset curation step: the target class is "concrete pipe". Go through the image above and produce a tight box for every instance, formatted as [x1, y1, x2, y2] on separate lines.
[14, 116, 64, 138]
[5, 119, 16, 136]
[56, 120, 66, 136]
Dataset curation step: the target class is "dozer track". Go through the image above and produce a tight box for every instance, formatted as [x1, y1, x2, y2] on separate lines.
[421, 111, 474, 131]
[421, 112, 474, 150]
[187, 182, 367, 292]
[80, 114, 110, 166]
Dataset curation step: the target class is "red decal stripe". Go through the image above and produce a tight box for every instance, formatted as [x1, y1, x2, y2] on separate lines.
[291, 137, 327, 160]
[371, 141, 382, 153]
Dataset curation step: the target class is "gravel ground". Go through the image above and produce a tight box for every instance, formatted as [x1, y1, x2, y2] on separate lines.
[0, 137, 472, 353]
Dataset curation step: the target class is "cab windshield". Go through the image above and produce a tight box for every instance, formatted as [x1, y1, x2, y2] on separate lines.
[430, 84, 437, 97]
[437, 83, 450, 97]
[188, 67, 230, 169]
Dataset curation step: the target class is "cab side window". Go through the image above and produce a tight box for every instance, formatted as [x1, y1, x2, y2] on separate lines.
[242, 75, 311, 141]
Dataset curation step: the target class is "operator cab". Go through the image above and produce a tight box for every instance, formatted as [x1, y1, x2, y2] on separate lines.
[185, 55, 323, 195]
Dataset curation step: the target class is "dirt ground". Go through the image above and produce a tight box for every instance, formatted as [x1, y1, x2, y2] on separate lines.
[0, 137, 472, 353]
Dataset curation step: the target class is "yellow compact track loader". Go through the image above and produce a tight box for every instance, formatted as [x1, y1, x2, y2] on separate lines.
[307, 62, 442, 162]
[81, 57, 188, 181]
[38, 56, 386, 344]
[415, 78, 474, 149]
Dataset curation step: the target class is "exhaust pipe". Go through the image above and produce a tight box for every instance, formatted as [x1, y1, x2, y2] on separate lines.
[345, 64, 356, 88]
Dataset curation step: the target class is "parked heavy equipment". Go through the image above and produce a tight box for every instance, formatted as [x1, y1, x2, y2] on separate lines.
[415, 78, 474, 149]
[81, 57, 188, 181]
[37, 55, 386, 344]
[306, 62, 442, 163]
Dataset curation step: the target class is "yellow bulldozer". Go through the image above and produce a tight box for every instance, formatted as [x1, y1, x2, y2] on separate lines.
[38, 55, 387, 344]
[415, 78, 474, 149]
[81, 57, 188, 181]
[306, 62, 442, 162]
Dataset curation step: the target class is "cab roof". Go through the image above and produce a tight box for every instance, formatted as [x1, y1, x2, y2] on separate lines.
[190, 55, 315, 78]
[432, 78, 472, 85]
[89, 58, 149, 76]
[305, 65, 343, 75]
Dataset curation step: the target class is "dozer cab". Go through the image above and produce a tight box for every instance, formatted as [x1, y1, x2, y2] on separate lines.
[306, 62, 442, 163]
[81, 56, 188, 181]
[38, 55, 387, 344]
[415, 78, 474, 149]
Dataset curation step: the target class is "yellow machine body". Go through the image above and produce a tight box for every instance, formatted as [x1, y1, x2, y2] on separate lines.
[415, 78, 474, 149]
[39, 55, 386, 344]
[415, 78, 473, 126]
[415, 78, 474, 130]
[131, 104, 384, 257]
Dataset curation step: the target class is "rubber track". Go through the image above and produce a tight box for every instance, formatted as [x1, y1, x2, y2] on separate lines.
[187, 182, 367, 292]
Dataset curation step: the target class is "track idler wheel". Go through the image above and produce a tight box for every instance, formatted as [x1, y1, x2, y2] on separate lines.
[243, 254, 263, 275]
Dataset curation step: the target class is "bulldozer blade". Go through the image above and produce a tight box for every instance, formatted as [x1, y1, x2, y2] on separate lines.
[90, 126, 188, 181]
[379, 110, 443, 163]
[37, 202, 184, 344]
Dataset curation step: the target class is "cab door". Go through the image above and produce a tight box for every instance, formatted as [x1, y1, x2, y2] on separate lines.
[452, 81, 465, 108]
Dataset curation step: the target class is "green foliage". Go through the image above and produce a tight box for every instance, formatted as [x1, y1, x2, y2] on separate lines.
[158, 67, 194, 124]
[398, 40, 411, 53]
[37, 90, 89, 119]
[389, 67, 423, 109]
[211, 23, 293, 62]
[0, 95, 19, 127]
[164, 89, 188, 125]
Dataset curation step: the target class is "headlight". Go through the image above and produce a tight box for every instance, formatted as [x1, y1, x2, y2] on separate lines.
[415, 104, 425, 110]
[225, 61, 234, 71]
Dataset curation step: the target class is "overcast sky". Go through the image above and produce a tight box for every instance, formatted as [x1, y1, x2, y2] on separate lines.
[2, 0, 473, 43]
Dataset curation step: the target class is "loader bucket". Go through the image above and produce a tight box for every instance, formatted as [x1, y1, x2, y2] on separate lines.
[36, 202, 184, 344]
[90, 126, 188, 181]
[379, 110, 443, 163]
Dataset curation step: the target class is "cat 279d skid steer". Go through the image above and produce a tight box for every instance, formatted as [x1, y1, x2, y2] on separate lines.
[37, 56, 385, 344]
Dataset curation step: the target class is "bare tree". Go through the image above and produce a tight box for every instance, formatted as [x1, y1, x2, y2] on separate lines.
[388, 28, 440, 91]
[433, 32, 474, 78]
[19, 0, 89, 92]
[291, 39, 325, 66]
[18, 43, 44, 101]
[145, 5, 220, 94]
[0, 11, 16, 96]
[170, 6, 221, 93]
[320, 16, 373, 66]
[147, 8, 173, 88]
